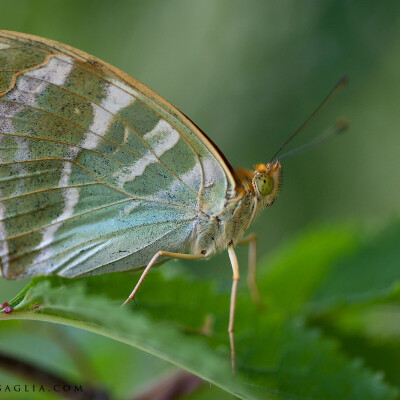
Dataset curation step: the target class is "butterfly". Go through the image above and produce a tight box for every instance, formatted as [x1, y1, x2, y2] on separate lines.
[0, 30, 346, 371]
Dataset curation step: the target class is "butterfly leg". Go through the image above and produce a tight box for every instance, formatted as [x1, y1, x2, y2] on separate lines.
[237, 233, 261, 305]
[227, 245, 239, 373]
[122, 251, 204, 306]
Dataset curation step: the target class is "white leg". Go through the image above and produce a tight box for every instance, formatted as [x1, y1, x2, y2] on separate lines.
[237, 233, 261, 305]
[122, 251, 204, 306]
[228, 245, 240, 373]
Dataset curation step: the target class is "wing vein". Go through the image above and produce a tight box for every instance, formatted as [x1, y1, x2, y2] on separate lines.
[1, 195, 197, 242]
[75, 221, 194, 276]
[8, 217, 196, 266]
[0, 129, 125, 165]
[0, 182, 99, 202]
[0, 158, 199, 210]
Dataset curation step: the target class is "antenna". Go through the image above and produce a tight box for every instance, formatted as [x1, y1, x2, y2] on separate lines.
[276, 117, 349, 161]
[268, 76, 348, 164]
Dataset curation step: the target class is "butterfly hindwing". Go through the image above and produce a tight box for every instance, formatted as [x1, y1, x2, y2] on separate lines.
[0, 31, 236, 279]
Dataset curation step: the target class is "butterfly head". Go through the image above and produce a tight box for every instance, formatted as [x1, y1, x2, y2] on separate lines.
[252, 161, 282, 207]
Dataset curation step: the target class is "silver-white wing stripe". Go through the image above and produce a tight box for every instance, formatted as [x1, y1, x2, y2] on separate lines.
[81, 83, 135, 150]
[25, 56, 74, 86]
[0, 189, 9, 275]
[114, 119, 180, 188]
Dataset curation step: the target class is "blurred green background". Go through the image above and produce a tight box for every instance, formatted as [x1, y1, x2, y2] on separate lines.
[0, 0, 399, 398]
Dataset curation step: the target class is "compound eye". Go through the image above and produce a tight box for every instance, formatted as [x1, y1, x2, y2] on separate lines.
[255, 174, 274, 196]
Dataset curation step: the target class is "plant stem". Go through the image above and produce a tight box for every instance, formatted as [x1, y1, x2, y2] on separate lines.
[132, 370, 204, 400]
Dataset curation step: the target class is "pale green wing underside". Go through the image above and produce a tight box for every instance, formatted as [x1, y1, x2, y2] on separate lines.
[0, 31, 236, 279]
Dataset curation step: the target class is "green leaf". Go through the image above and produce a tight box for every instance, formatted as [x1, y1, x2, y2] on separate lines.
[257, 220, 400, 315]
[257, 223, 360, 314]
[311, 221, 400, 310]
[308, 301, 400, 393]
[255, 219, 400, 397]
[0, 266, 396, 399]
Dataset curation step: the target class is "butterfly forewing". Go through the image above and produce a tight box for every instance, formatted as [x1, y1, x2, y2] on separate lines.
[0, 31, 236, 279]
